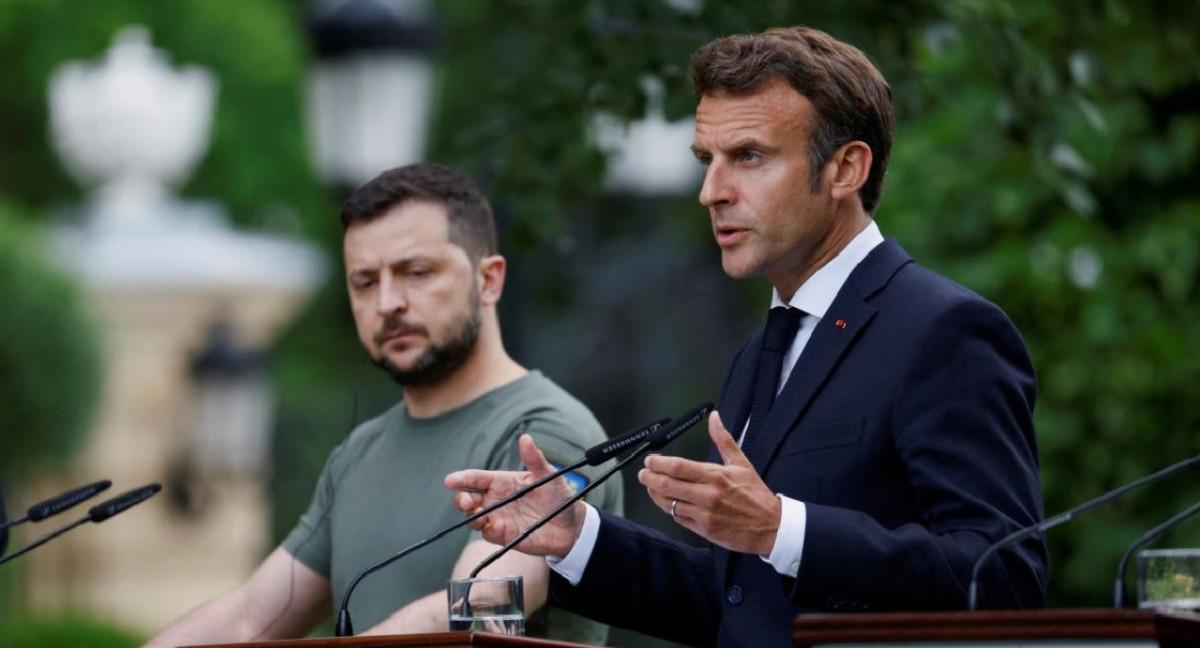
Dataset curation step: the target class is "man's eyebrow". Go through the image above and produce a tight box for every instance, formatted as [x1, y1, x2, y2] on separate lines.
[348, 252, 439, 272]
[726, 137, 772, 151]
[691, 138, 773, 155]
[389, 254, 439, 268]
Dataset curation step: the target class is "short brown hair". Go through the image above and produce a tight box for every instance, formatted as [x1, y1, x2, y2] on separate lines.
[691, 27, 893, 213]
[340, 163, 498, 263]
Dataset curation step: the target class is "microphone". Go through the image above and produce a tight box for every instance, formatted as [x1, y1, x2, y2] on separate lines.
[585, 419, 670, 465]
[645, 401, 713, 450]
[467, 401, 714, 579]
[334, 416, 672, 636]
[0, 483, 161, 566]
[1113, 500, 1200, 608]
[968, 453, 1200, 610]
[0, 479, 113, 533]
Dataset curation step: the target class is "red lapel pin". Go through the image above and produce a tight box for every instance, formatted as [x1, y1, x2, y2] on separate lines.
[835, 319, 847, 329]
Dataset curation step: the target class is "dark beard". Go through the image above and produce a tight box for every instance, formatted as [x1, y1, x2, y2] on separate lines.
[371, 305, 482, 387]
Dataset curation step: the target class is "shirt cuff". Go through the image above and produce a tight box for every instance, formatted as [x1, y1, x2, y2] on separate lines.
[546, 502, 600, 586]
[761, 494, 806, 578]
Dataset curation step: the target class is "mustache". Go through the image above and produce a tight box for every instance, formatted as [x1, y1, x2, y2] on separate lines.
[373, 315, 427, 346]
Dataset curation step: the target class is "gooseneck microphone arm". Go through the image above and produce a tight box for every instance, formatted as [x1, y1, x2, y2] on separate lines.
[333, 417, 671, 637]
[468, 402, 714, 579]
[0, 516, 92, 565]
[967, 453, 1200, 611]
[1113, 500, 1200, 608]
[0, 484, 161, 566]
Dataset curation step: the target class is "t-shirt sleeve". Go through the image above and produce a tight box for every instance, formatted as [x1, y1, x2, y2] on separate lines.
[280, 443, 344, 577]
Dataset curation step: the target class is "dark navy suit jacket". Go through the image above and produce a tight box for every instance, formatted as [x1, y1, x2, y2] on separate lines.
[549, 240, 1048, 647]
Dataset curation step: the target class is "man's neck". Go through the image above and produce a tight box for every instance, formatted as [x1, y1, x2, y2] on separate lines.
[772, 209, 872, 302]
[401, 327, 527, 419]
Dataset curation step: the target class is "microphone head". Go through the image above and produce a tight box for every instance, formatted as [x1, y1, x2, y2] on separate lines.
[584, 418, 672, 466]
[88, 484, 162, 523]
[647, 402, 714, 450]
[28, 479, 113, 522]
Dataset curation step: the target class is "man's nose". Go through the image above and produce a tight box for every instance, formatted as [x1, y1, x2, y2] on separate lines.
[376, 276, 407, 315]
[698, 162, 734, 208]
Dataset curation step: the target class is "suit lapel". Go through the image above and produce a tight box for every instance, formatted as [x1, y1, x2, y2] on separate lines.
[721, 333, 762, 439]
[744, 239, 913, 474]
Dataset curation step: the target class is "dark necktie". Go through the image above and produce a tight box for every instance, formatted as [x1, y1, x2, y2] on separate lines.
[742, 306, 802, 456]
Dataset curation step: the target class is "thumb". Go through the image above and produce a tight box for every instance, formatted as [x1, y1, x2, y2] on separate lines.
[519, 433, 556, 478]
[709, 411, 752, 468]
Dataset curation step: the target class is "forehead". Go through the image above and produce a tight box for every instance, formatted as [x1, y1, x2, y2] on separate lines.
[694, 79, 813, 148]
[343, 200, 460, 267]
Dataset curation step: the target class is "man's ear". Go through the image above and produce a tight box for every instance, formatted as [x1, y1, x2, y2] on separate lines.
[827, 141, 873, 202]
[477, 255, 507, 306]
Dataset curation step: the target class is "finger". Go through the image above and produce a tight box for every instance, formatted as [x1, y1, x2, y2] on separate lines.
[454, 490, 483, 514]
[644, 454, 718, 483]
[670, 498, 691, 523]
[445, 468, 492, 491]
[709, 410, 752, 468]
[489, 517, 516, 545]
[646, 488, 696, 529]
[518, 434, 556, 479]
[638, 467, 706, 509]
[638, 482, 675, 517]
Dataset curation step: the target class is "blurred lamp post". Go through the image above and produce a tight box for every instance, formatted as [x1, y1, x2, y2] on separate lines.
[187, 320, 272, 477]
[306, 0, 437, 188]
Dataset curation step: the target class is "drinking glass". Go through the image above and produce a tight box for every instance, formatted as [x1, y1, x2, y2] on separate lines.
[447, 575, 525, 635]
[1137, 548, 1200, 612]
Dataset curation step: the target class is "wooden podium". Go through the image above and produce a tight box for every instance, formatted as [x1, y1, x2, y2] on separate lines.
[185, 632, 600, 648]
[793, 609, 1200, 647]
[183, 611, 1200, 648]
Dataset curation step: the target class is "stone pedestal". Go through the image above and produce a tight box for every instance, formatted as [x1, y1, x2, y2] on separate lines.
[21, 215, 324, 632]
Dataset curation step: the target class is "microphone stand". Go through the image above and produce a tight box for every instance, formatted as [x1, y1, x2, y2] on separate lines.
[968, 453, 1200, 610]
[1113, 500, 1200, 608]
[0, 517, 91, 566]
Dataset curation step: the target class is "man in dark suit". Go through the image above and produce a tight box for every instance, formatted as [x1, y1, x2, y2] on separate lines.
[447, 25, 1046, 648]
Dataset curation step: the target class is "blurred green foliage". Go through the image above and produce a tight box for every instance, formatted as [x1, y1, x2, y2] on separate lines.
[0, 3, 1198, 643]
[0, 612, 146, 648]
[0, 203, 101, 480]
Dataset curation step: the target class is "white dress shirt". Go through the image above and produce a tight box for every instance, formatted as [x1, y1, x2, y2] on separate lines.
[551, 221, 885, 584]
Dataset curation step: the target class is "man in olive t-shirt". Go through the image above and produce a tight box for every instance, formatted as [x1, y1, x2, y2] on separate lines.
[143, 164, 621, 646]
[282, 371, 619, 643]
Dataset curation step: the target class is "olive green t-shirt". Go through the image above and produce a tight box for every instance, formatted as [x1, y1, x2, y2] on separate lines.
[281, 371, 622, 643]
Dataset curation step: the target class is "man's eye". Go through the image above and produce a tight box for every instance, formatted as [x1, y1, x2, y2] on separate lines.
[740, 150, 760, 162]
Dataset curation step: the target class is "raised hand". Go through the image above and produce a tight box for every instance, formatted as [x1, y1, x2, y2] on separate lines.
[638, 411, 782, 556]
[445, 434, 585, 558]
